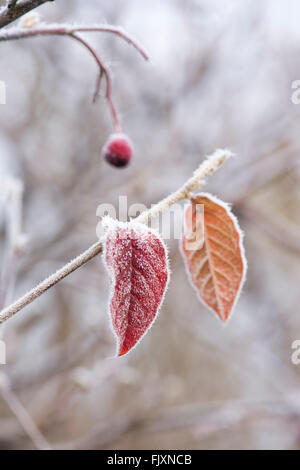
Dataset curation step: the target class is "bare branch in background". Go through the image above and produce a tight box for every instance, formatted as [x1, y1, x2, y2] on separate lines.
[70, 32, 120, 132]
[0, 23, 149, 60]
[0, 23, 149, 132]
[0, 180, 49, 449]
[0, 373, 51, 450]
[0, 178, 26, 310]
[0, 240, 103, 324]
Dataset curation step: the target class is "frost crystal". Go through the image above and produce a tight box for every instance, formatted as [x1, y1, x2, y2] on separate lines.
[181, 193, 247, 323]
[103, 217, 170, 356]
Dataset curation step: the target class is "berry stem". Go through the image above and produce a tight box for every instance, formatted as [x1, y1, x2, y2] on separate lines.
[0, 24, 149, 132]
[70, 33, 121, 132]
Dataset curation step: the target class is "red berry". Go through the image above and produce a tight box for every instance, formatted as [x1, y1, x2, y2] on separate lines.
[102, 133, 133, 168]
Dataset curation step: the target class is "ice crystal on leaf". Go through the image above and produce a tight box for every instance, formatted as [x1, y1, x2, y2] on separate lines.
[103, 217, 169, 356]
[181, 193, 247, 323]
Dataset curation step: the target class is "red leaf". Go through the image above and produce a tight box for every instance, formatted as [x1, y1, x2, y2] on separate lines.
[181, 193, 247, 323]
[103, 217, 169, 356]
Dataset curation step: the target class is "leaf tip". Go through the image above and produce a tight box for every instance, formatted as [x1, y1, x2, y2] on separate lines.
[117, 344, 128, 357]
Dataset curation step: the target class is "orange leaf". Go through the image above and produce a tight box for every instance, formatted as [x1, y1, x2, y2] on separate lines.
[181, 193, 247, 323]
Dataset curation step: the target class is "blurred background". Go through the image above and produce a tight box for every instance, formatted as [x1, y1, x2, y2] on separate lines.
[0, 0, 299, 450]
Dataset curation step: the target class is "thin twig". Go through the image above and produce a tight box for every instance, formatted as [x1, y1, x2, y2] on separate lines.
[0, 24, 148, 132]
[0, 373, 51, 450]
[0, 24, 149, 61]
[93, 68, 104, 104]
[0, 181, 50, 449]
[136, 149, 233, 224]
[0, 241, 103, 325]
[70, 32, 120, 132]
[0, 149, 231, 325]
[0, 178, 25, 310]
[11, 326, 109, 391]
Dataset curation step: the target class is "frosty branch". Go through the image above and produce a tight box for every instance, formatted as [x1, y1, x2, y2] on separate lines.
[0, 149, 232, 325]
